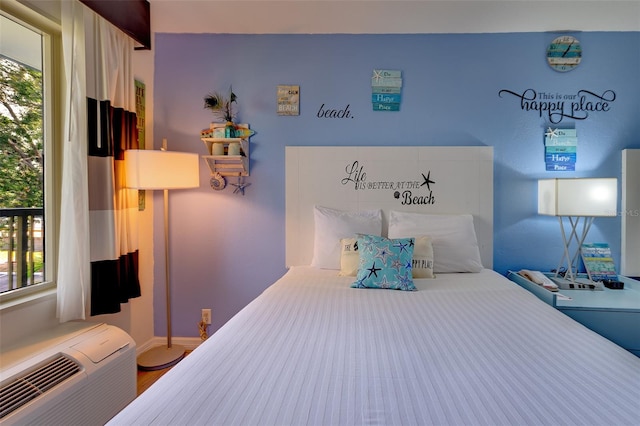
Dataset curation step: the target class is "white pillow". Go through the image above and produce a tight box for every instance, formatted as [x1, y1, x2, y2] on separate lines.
[388, 211, 483, 273]
[311, 206, 382, 270]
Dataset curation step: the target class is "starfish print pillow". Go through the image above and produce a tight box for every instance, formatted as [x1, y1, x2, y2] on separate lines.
[351, 234, 416, 291]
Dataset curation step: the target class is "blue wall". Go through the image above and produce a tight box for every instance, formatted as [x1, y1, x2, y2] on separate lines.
[153, 32, 640, 336]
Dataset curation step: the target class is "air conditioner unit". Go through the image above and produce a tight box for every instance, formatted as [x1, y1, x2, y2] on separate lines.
[0, 322, 136, 425]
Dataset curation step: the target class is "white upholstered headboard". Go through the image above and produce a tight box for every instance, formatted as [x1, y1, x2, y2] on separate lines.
[285, 146, 494, 268]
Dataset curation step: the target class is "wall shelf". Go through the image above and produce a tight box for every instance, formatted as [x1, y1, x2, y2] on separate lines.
[200, 124, 253, 193]
[201, 138, 249, 177]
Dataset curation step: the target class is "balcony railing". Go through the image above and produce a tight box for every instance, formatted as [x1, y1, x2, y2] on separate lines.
[0, 208, 44, 293]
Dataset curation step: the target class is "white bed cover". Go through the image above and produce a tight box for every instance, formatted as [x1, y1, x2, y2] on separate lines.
[110, 268, 640, 425]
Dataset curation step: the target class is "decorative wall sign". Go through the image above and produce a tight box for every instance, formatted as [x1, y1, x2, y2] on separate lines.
[371, 70, 402, 111]
[277, 85, 300, 115]
[498, 89, 616, 124]
[341, 160, 436, 206]
[135, 79, 146, 210]
[545, 127, 577, 171]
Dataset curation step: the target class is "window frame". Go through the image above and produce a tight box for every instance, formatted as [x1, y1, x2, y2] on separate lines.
[0, 1, 62, 306]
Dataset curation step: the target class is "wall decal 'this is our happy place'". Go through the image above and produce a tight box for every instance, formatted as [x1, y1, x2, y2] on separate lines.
[498, 89, 616, 124]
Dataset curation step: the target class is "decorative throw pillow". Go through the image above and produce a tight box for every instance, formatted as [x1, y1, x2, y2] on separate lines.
[412, 236, 435, 278]
[311, 206, 382, 270]
[342, 236, 428, 279]
[339, 237, 360, 276]
[388, 211, 483, 273]
[351, 234, 416, 291]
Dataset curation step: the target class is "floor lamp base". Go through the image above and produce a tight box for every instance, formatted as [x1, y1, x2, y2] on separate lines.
[137, 344, 186, 371]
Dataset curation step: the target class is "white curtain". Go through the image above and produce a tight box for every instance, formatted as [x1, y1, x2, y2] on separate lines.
[58, 0, 139, 322]
[58, 0, 90, 322]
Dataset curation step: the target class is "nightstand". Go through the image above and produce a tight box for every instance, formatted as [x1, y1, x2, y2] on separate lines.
[507, 271, 640, 357]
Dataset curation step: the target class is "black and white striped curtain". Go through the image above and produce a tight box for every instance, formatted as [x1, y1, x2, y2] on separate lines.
[87, 98, 140, 315]
[58, 1, 140, 321]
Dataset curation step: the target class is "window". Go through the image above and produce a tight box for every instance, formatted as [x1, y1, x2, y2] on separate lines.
[0, 4, 60, 301]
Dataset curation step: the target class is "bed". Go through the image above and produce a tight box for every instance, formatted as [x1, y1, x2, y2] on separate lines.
[109, 147, 640, 425]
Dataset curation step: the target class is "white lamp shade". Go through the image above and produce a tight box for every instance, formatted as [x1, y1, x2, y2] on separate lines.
[538, 178, 617, 217]
[125, 149, 200, 190]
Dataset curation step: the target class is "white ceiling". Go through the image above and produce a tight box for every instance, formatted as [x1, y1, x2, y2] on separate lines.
[13, 1, 640, 35]
[150, 0, 640, 34]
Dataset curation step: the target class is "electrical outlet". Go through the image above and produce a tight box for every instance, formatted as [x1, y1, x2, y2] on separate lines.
[201, 308, 211, 325]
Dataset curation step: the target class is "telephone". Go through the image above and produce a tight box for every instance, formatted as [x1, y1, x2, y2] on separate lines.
[519, 270, 559, 292]
[520, 269, 605, 291]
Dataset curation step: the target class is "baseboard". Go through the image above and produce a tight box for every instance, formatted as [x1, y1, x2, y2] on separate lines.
[135, 336, 203, 356]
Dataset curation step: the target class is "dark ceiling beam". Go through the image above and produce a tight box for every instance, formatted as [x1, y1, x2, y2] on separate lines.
[80, 0, 151, 50]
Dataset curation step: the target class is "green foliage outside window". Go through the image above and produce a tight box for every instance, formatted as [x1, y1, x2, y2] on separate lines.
[0, 57, 44, 209]
[0, 57, 45, 286]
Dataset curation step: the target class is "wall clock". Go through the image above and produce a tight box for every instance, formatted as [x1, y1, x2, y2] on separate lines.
[547, 35, 582, 72]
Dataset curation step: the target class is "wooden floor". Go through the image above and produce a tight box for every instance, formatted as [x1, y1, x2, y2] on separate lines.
[136, 351, 190, 396]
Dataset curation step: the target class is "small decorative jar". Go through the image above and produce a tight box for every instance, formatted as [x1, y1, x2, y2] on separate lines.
[227, 141, 241, 156]
[212, 143, 225, 155]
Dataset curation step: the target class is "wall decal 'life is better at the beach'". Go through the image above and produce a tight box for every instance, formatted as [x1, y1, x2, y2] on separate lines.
[341, 160, 437, 206]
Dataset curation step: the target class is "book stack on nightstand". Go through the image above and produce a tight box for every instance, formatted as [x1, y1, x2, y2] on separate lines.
[507, 271, 640, 357]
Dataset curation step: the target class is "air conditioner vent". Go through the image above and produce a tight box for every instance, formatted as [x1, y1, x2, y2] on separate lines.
[0, 354, 81, 419]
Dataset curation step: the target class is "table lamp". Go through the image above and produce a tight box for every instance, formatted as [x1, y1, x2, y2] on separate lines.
[538, 178, 617, 285]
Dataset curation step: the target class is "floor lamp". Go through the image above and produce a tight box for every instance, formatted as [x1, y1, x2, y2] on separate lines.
[125, 140, 200, 370]
[538, 178, 617, 285]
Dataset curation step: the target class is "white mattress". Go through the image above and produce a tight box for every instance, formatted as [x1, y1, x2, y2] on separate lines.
[110, 268, 640, 425]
